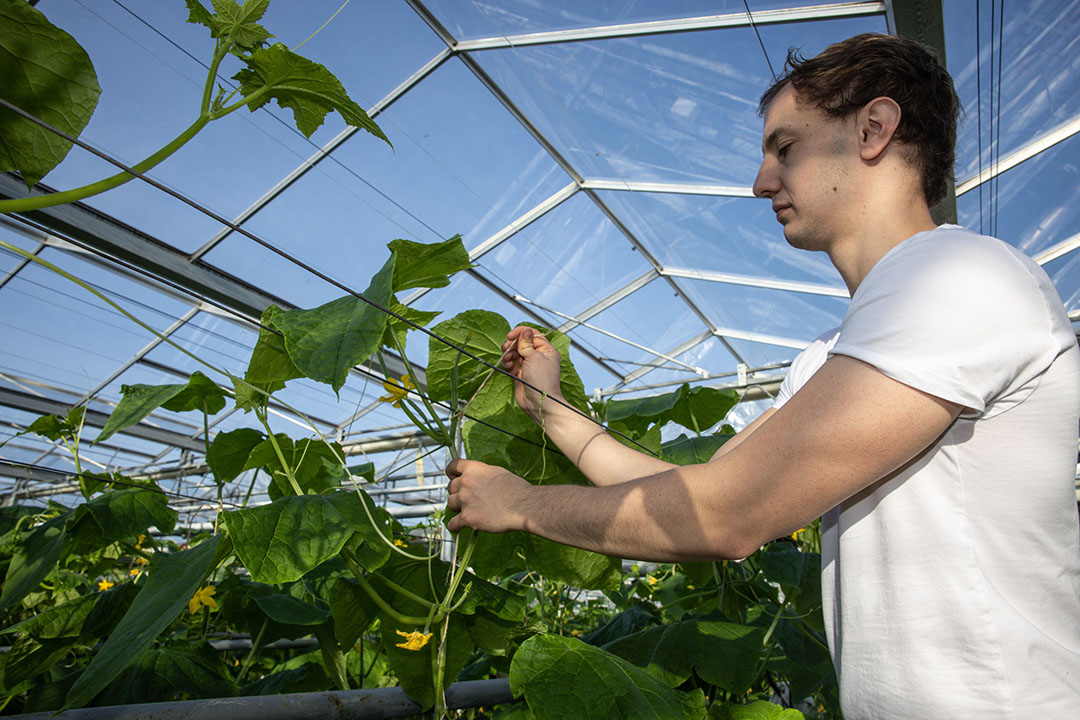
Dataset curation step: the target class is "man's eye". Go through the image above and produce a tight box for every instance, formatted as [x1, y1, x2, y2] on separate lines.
[778, 144, 791, 159]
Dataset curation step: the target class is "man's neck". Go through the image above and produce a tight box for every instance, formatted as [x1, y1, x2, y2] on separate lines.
[829, 202, 937, 296]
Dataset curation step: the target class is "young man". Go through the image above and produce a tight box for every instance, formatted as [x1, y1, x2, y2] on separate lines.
[446, 34, 1080, 718]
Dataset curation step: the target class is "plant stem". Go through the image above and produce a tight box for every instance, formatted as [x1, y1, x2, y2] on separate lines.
[237, 618, 268, 684]
[0, 114, 210, 214]
[341, 550, 434, 626]
[254, 409, 303, 496]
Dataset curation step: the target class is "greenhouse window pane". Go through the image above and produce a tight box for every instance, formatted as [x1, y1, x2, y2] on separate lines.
[469, 14, 885, 187]
[957, 133, 1080, 263]
[947, 0, 1080, 183]
[593, 190, 843, 286]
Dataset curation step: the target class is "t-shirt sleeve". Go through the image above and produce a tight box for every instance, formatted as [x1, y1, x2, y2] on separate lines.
[774, 328, 841, 410]
[830, 234, 1065, 415]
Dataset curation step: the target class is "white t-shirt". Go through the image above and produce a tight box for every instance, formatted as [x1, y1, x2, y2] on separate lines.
[774, 225, 1080, 719]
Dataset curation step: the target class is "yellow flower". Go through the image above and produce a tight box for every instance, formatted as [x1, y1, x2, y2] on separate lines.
[393, 538, 409, 548]
[135, 555, 150, 565]
[135, 534, 146, 549]
[645, 576, 658, 587]
[128, 568, 140, 577]
[394, 629, 432, 651]
[379, 375, 414, 408]
[188, 585, 217, 614]
[97, 578, 114, 592]
[570, 629, 582, 637]
[791, 527, 806, 541]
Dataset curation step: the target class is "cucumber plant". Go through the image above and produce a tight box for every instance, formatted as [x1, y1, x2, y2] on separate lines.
[0, 1, 837, 717]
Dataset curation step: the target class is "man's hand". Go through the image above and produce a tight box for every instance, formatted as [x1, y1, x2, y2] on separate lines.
[445, 458, 531, 534]
[501, 326, 563, 423]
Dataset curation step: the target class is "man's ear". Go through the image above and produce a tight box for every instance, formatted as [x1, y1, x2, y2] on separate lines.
[857, 96, 902, 161]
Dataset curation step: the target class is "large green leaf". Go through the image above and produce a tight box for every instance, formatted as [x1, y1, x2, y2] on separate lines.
[240, 304, 302, 407]
[325, 489, 393, 571]
[388, 235, 472, 293]
[602, 619, 764, 693]
[0, 634, 74, 691]
[160, 371, 228, 414]
[668, 386, 739, 434]
[272, 256, 396, 393]
[96, 643, 237, 706]
[510, 634, 707, 720]
[0, 512, 69, 612]
[95, 373, 225, 445]
[468, 531, 621, 591]
[251, 590, 330, 626]
[607, 385, 739, 436]
[234, 42, 388, 142]
[223, 495, 353, 583]
[206, 427, 265, 483]
[62, 536, 221, 710]
[661, 432, 734, 466]
[242, 435, 344, 499]
[67, 488, 177, 552]
[0, 586, 99, 638]
[0, 0, 101, 187]
[427, 309, 511, 404]
[328, 577, 379, 649]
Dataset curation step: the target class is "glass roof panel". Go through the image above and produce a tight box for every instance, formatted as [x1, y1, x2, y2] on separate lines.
[956, 134, 1080, 261]
[0, 245, 192, 397]
[204, 58, 571, 308]
[675, 276, 848, 352]
[422, 0, 826, 41]
[562, 275, 708, 375]
[593, 190, 843, 285]
[946, 0, 1080, 183]
[469, 14, 886, 186]
[470, 192, 655, 315]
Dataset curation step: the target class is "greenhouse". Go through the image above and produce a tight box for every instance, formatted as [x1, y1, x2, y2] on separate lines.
[0, 0, 1077, 717]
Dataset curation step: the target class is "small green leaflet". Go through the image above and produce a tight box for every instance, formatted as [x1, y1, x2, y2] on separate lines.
[388, 235, 472, 293]
[234, 42, 388, 143]
[223, 494, 355, 584]
[0, 0, 101, 187]
[185, 0, 273, 52]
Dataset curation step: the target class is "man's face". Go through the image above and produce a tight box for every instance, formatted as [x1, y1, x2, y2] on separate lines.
[752, 84, 855, 251]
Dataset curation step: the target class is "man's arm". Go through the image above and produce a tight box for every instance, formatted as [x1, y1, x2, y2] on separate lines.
[447, 355, 962, 561]
[501, 326, 678, 486]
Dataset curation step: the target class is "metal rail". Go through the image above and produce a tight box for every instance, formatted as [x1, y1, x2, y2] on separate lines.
[7, 678, 516, 720]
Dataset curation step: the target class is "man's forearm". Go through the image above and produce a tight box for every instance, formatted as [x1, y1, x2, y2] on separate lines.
[509, 464, 742, 561]
[540, 402, 677, 486]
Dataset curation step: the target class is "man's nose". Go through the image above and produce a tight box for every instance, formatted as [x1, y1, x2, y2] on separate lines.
[752, 158, 777, 198]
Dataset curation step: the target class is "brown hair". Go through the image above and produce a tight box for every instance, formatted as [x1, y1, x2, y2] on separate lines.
[759, 33, 960, 207]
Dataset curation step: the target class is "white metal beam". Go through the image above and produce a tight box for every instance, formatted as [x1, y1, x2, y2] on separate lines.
[712, 327, 810, 350]
[661, 267, 849, 298]
[955, 114, 1080, 197]
[454, 2, 887, 50]
[556, 269, 659, 333]
[581, 179, 754, 198]
[608, 330, 714, 391]
[1034, 232, 1080, 266]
